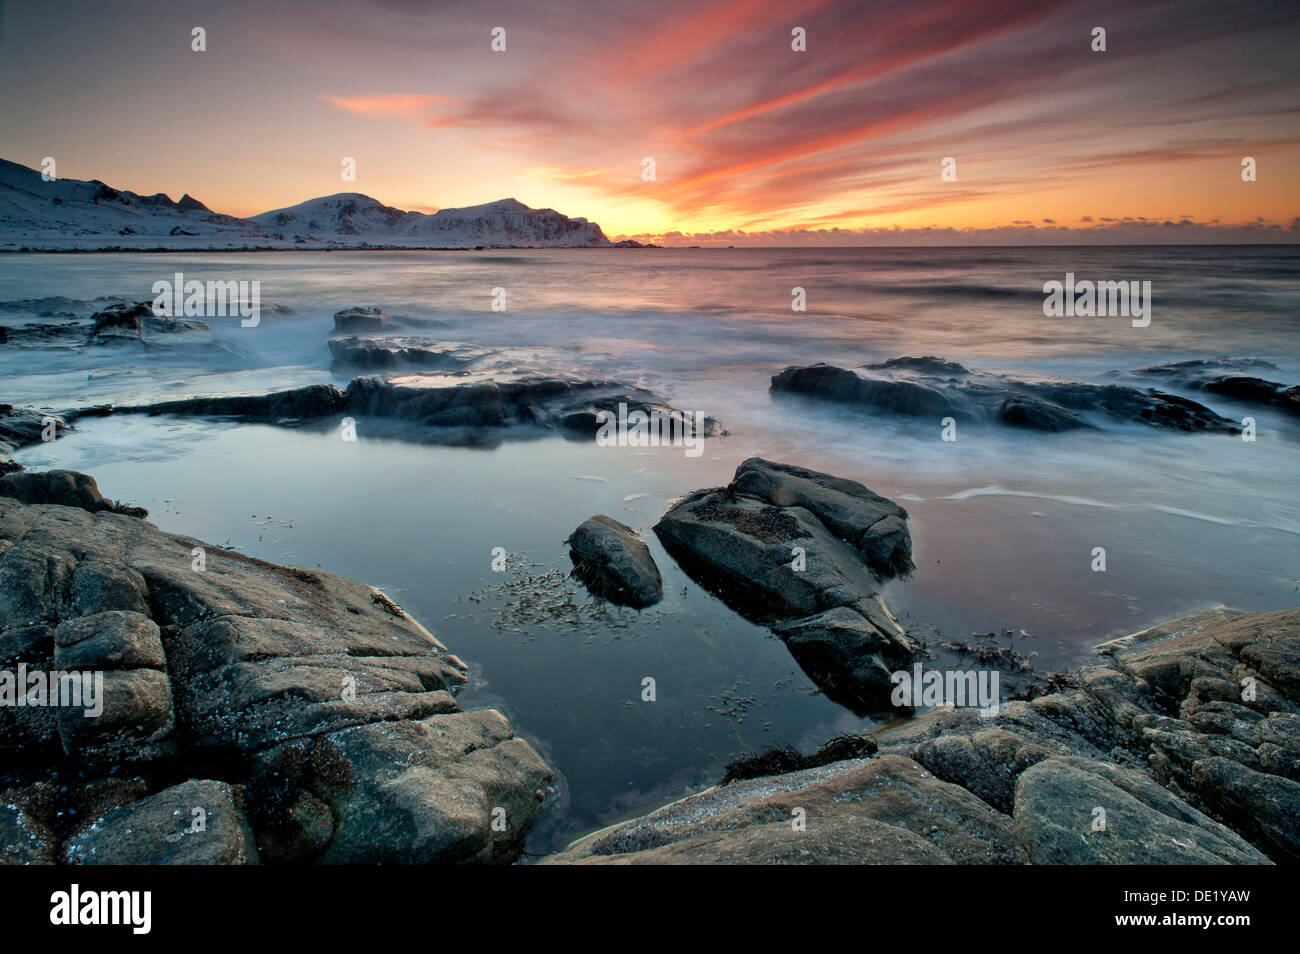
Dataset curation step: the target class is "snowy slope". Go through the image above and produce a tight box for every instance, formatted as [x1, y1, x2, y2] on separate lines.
[0, 158, 614, 250]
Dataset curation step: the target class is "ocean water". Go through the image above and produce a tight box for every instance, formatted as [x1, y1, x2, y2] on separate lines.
[3, 245, 1298, 851]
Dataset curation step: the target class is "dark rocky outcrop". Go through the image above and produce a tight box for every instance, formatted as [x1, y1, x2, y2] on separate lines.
[1128, 358, 1300, 417]
[88, 301, 210, 344]
[547, 605, 1299, 864]
[567, 515, 663, 609]
[771, 358, 1238, 433]
[0, 469, 146, 517]
[111, 375, 721, 447]
[654, 458, 915, 715]
[0, 473, 552, 864]
[328, 336, 491, 372]
[332, 306, 387, 335]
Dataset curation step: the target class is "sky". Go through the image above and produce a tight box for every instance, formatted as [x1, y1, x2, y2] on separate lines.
[1, 0, 1298, 245]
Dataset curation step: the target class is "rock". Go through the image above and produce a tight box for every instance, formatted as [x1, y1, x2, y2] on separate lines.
[1129, 359, 1300, 416]
[53, 610, 165, 670]
[120, 384, 349, 422]
[729, 457, 912, 577]
[998, 394, 1094, 431]
[545, 754, 1017, 864]
[567, 515, 663, 608]
[0, 470, 146, 517]
[0, 790, 56, 864]
[0, 405, 72, 469]
[656, 487, 881, 623]
[87, 301, 209, 344]
[277, 709, 553, 864]
[0, 484, 553, 863]
[772, 363, 971, 419]
[1190, 757, 1300, 862]
[771, 359, 1237, 433]
[328, 336, 491, 372]
[654, 459, 913, 717]
[56, 668, 175, 761]
[70, 560, 150, 615]
[62, 780, 259, 864]
[332, 305, 387, 334]
[772, 607, 914, 715]
[111, 374, 720, 448]
[1013, 757, 1269, 864]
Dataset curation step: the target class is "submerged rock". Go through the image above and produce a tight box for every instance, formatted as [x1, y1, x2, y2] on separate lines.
[771, 358, 1238, 432]
[654, 458, 915, 715]
[0, 473, 552, 863]
[567, 514, 663, 609]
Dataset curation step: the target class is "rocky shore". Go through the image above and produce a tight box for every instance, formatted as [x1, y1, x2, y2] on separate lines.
[0, 470, 551, 864]
[549, 605, 1299, 864]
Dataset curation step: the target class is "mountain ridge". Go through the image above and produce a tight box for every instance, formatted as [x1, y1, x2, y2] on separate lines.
[0, 158, 625, 250]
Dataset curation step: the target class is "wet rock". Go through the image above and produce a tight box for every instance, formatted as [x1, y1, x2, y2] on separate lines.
[1129, 358, 1300, 416]
[567, 514, 663, 608]
[998, 394, 1094, 431]
[120, 384, 348, 422]
[111, 374, 719, 448]
[729, 457, 912, 577]
[654, 459, 914, 717]
[772, 363, 971, 419]
[332, 305, 387, 334]
[88, 301, 209, 344]
[773, 607, 914, 715]
[328, 336, 491, 372]
[771, 358, 1237, 432]
[62, 780, 258, 865]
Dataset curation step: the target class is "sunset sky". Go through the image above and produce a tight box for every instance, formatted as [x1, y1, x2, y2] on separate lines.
[1, 0, 1298, 244]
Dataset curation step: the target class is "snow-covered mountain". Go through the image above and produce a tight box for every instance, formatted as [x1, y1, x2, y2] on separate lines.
[0, 158, 615, 250]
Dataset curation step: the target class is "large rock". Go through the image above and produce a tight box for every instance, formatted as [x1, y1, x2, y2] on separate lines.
[332, 306, 387, 334]
[1129, 358, 1300, 417]
[111, 374, 720, 448]
[771, 359, 1237, 433]
[1013, 757, 1269, 864]
[567, 514, 663, 609]
[654, 459, 914, 715]
[729, 457, 912, 577]
[0, 469, 146, 517]
[0, 475, 553, 863]
[544, 754, 1017, 865]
